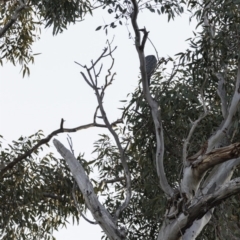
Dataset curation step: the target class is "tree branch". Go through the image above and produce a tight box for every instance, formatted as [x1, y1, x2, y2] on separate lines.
[182, 114, 205, 166]
[185, 177, 240, 229]
[79, 45, 131, 220]
[130, 0, 174, 197]
[0, 120, 118, 178]
[53, 139, 126, 240]
[0, 0, 26, 38]
[207, 54, 240, 152]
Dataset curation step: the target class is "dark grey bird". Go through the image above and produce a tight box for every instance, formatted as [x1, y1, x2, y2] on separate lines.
[145, 55, 157, 85]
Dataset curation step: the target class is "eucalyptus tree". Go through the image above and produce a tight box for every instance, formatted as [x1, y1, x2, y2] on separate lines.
[1, 0, 240, 240]
[0, 0, 95, 76]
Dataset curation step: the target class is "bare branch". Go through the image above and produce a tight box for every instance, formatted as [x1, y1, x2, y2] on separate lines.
[67, 135, 98, 225]
[182, 143, 240, 198]
[147, 36, 160, 61]
[186, 177, 240, 226]
[160, 176, 240, 240]
[80, 71, 94, 88]
[103, 177, 125, 184]
[182, 113, 207, 166]
[200, 157, 240, 196]
[0, 119, 120, 178]
[53, 139, 126, 240]
[183, 81, 208, 166]
[78, 44, 131, 220]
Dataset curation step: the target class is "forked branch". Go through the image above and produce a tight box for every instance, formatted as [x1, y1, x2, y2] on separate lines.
[130, 0, 174, 197]
[78, 44, 131, 220]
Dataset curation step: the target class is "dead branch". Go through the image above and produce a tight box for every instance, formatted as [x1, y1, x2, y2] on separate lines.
[78, 44, 131, 220]
[53, 139, 126, 240]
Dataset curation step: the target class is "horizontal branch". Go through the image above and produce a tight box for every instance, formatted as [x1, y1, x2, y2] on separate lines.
[184, 177, 240, 232]
[0, 120, 117, 178]
[195, 142, 240, 176]
[104, 177, 125, 184]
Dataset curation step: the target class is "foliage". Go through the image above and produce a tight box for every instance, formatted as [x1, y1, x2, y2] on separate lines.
[0, 132, 91, 240]
[1, 0, 240, 239]
[0, 0, 93, 76]
[91, 0, 240, 238]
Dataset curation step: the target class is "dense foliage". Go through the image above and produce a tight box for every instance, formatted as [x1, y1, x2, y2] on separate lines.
[1, 0, 240, 239]
[0, 0, 93, 76]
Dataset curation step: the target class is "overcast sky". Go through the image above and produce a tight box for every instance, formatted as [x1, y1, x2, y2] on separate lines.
[0, 6, 196, 239]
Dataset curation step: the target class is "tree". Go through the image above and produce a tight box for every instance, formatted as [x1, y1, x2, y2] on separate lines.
[1, 0, 240, 239]
[0, 0, 95, 76]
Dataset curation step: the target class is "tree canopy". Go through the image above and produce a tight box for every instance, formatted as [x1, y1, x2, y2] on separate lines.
[1, 0, 240, 239]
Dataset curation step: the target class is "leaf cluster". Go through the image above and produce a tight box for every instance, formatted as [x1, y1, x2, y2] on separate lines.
[92, 1, 240, 238]
[0, 132, 91, 240]
[0, 0, 93, 76]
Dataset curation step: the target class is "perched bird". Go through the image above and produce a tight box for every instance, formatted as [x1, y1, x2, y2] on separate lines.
[145, 55, 157, 85]
[135, 55, 157, 111]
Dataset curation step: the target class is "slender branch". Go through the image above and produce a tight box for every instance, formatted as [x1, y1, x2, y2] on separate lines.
[0, 119, 119, 178]
[147, 36, 160, 61]
[207, 61, 240, 151]
[183, 81, 208, 166]
[182, 113, 207, 166]
[103, 177, 125, 184]
[79, 45, 131, 220]
[130, 0, 174, 197]
[0, 0, 26, 38]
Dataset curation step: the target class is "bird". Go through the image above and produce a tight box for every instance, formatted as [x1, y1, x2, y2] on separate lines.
[134, 55, 157, 111]
[145, 55, 157, 85]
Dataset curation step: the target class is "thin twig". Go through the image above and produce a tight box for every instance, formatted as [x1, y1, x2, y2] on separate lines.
[79, 44, 131, 221]
[0, 118, 120, 178]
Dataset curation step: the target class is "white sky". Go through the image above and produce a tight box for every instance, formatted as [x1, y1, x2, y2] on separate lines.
[0, 6, 196, 240]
